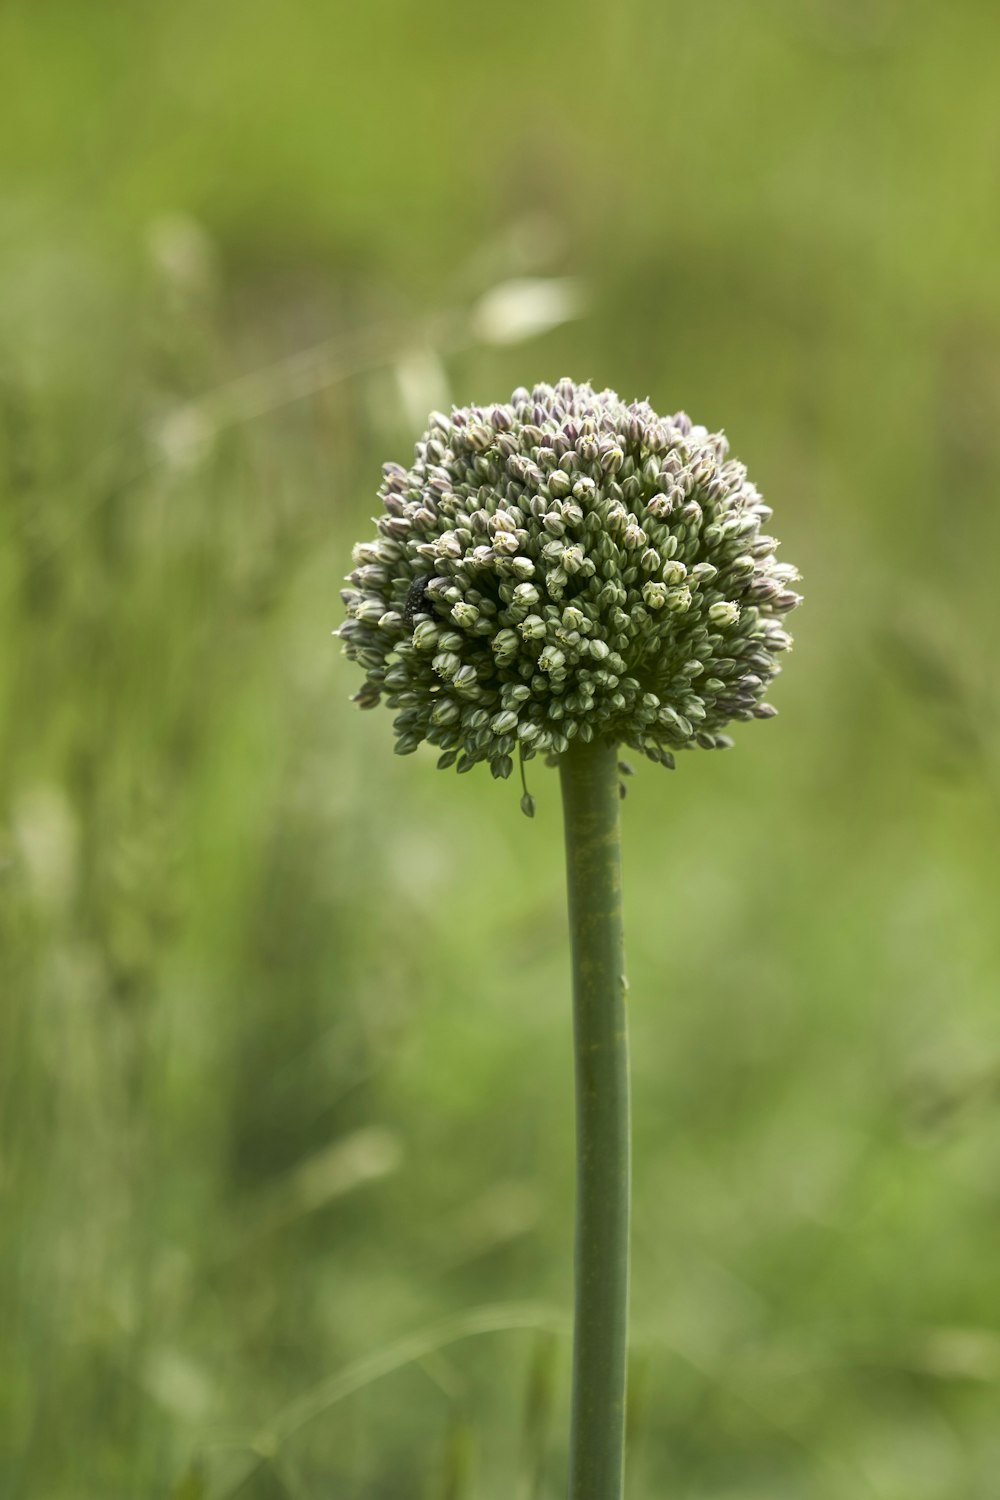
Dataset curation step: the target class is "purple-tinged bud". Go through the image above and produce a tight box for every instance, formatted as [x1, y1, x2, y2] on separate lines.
[647, 491, 674, 520]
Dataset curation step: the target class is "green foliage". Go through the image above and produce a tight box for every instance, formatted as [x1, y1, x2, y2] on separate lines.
[2, 2, 1000, 1497]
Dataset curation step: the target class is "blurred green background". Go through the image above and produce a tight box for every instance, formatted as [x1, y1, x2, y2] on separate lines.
[2, 1, 999, 1496]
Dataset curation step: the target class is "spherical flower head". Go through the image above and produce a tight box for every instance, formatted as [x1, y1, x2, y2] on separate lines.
[339, 379, 801, 779]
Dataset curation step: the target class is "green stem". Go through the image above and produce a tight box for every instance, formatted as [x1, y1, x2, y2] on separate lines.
[559, 738, 630, 1500]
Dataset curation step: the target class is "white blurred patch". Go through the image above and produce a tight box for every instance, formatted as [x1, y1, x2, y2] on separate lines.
[471, 277, 586, 347]
[13, 784, 78, 914]
[146, 212, 216, 294]
[150, 403, 216, 472]
[142, 1347, 216, 1421]
[285, 1126, 403, 1214]
[246, 1126, 404, 1245]
[394, 347, 452, 432]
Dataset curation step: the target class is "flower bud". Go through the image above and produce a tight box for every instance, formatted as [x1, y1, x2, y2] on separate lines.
[412, 620, 440, 651]
[709, 601, 740, 628]
[491, 628, 520, 664]
[433, 651, 461, 679]
[451, 601, 479, 629]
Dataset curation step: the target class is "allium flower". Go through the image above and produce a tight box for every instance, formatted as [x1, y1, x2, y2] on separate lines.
[339, 379, 800, 780]
[339, 377, 803, 1498]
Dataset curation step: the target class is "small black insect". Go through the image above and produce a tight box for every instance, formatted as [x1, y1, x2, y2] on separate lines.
[402, 576, 433, 630]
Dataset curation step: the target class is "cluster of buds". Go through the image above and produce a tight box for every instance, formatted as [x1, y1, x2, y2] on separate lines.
[339, 379, 801, 781]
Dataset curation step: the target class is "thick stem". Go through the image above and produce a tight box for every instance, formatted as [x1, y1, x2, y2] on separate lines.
[559, 738, 630, 1500]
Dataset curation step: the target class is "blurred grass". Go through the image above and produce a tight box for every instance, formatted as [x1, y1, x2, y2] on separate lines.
[2, 1, 1000, 1496]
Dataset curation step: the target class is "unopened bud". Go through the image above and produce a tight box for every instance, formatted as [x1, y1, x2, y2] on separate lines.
[709, 601, 740, 628]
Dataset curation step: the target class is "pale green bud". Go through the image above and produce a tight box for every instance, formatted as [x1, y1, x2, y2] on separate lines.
[451, 601, 479, 628]
[430, 698, 460, 726]
[412, 620, 440, 651]
[709, 601, 740, 627]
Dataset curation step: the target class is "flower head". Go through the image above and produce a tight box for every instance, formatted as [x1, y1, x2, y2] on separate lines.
[339, 379, 801, 779]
